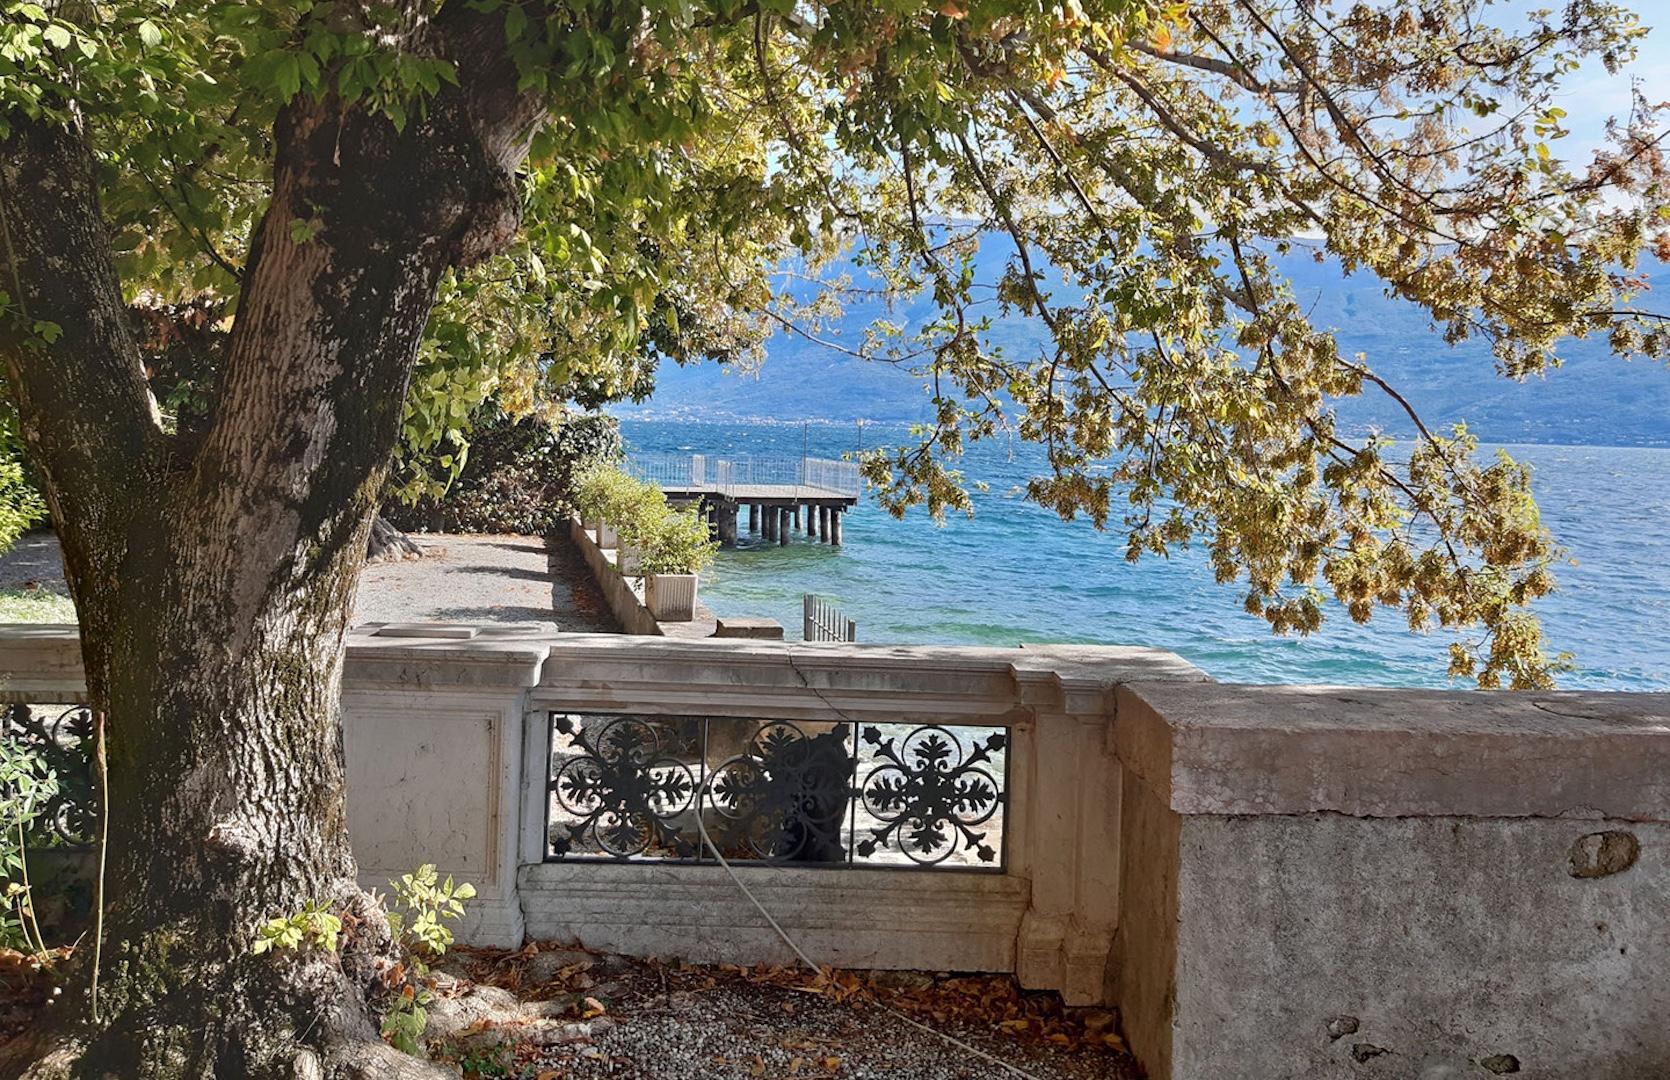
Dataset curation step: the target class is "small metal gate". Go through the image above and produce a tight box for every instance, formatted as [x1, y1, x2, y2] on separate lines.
[803, 594, 856, 642]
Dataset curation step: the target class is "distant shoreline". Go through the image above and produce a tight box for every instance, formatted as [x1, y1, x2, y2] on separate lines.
[611, 414, 1670, 452]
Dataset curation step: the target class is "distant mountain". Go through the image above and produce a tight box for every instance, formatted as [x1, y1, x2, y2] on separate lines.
[623, 244, 1669, 446]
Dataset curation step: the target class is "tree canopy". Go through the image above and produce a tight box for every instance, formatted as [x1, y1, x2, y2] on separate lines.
[1, 0, 1664, 691]
[2, 0, 1669, 1074]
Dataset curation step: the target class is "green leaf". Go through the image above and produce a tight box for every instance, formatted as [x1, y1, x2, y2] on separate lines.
[273, 54, 301, 100]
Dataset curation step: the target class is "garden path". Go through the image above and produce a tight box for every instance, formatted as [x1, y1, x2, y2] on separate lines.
[0, 530, 618, 633]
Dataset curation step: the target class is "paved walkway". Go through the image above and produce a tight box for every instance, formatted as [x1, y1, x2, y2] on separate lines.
[0, 533, 69, 597]
[0, 529, 618, 633]
[356, 532, 616, 632]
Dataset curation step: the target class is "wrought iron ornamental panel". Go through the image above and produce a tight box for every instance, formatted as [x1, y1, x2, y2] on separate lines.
[3, 703, 98, 850]
[546, 713, 1009, 871]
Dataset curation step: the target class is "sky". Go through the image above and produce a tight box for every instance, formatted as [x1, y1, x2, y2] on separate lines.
[1535, 0, 1669, 161]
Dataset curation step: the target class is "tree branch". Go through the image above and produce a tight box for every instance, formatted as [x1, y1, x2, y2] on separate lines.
[0, 117, 164, 591]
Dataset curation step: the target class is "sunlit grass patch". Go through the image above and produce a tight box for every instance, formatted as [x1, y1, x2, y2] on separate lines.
[0, 588, 75, 623]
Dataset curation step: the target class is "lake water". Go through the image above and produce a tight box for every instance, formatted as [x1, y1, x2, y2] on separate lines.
[620, 419, 1670, 690]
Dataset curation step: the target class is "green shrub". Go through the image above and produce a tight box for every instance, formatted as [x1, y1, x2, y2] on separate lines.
[0, 411, 46, 553]
[0, 739, 58, 953]
[383, 407, 621, 536]
[575, 467, 718, 575]
[640, 505, 718, 575]
[574, 467, 656, 532]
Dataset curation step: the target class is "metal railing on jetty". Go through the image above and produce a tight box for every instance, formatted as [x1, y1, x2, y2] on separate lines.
[624, 453, 861, 499]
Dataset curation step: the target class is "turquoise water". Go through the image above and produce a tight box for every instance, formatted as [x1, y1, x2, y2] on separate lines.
[620, 420, 1670, 690]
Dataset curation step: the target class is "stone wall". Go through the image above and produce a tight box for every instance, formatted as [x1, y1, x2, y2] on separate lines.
[2, 625, 1666, 1079]
[1111, 682, 1670, 1079]
[567, 516, 668, 636]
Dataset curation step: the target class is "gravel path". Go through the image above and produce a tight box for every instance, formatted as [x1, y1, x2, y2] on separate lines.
[0, 529, 618, 633]
[356, 532, 616, 632]
[0, 532, 69, 597]
[435, 947, 1139, 1080]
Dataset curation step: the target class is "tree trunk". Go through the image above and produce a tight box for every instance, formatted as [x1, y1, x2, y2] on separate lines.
[16, 512, 428, 1079]
[0, 8, 547, 1076]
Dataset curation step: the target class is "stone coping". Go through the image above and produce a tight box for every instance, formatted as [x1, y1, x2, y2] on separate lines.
[0, 623, 1208, 709]
[526, 633, 1207, 717]
[1116, 681, 1670, 821]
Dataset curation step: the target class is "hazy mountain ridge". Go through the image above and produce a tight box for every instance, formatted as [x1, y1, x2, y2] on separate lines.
[624, 247, 1669, 446]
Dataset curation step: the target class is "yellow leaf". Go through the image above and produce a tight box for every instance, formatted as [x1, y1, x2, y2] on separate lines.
[1151, 25, 1172, 51]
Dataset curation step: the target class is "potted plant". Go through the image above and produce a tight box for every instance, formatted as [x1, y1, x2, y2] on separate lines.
[570, 466, 613, 541]
[641, 506, 718, 621]
[612, 482, 669, 576]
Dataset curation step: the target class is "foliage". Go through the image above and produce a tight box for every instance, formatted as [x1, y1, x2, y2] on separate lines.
[385, 863, 475, 960]
[573, 467, 718, 574]
[382, 408, 622, 536]
[0, 0, 1665, 687]
[0, 458, 43, 556]
[0, 412, 45, 556]
[250, 898, 343, 955]
[379, 864, 476, 1057]
[572, 466, 657, 529]
[639, 505, 719, 576]
[443, 1045, 515, 1079]
[0, 738, 56, 953]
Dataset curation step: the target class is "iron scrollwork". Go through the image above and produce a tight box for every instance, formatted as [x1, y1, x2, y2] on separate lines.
[546, 713, 1009, 870]
[3, 703, 97, 849]
[548, 715, 698, 859]
[858, 725, 1004, 865]
[709, 722, 853, 863]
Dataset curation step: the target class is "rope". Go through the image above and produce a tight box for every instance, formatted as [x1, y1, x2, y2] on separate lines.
[90, 708, 107, 1022]
[692, 771, 1043, 1080]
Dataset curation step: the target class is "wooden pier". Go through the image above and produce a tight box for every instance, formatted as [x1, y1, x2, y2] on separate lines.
[624, 453, 858, 547]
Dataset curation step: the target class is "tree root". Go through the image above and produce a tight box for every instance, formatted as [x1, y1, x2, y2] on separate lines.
[8, 1032, 454, 1080]
[366, 515, 426, 563]
[0, 880, 455, 1080]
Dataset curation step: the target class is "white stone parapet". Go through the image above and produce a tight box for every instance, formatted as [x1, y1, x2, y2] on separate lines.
[1, 625, 1665, 1078]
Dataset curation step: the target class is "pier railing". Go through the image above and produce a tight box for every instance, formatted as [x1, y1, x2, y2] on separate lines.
[624, 452, 861, 498]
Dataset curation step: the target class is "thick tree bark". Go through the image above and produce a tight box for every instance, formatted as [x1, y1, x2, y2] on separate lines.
[0, 8, 545, 1077]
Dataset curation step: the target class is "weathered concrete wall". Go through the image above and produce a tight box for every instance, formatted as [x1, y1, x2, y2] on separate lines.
[341, 625, 554, 947]
[521, 634, 1206, 1001]
[1174, 812, 1669, 1078]
[567, 516, 721, 637]
[521, 862, 1028, 971]
[1112, 681, 1670, 1080]
[1105, 771, 1180, 1077]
